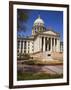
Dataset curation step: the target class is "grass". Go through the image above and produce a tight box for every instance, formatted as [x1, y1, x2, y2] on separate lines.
[17, 72, 63, 80]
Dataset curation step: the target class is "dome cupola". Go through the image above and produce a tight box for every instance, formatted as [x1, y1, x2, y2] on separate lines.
[34, 15, 44, 26]
[32, 15, 46, 35]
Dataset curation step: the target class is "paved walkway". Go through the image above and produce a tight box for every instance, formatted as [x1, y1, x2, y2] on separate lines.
[17, 64, 63, 74]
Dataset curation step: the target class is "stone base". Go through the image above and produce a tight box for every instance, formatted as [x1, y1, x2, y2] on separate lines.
[42, 51, 53, 61]
[31, 51, 63, 62]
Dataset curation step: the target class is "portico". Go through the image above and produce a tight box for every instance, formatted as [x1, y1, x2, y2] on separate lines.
[39, 35, 60, 52]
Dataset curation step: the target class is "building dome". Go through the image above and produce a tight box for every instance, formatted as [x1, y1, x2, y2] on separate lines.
[34, 15, 44, 26]
[32, 15, 46, 35]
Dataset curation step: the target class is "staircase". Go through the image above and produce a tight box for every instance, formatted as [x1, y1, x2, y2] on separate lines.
[52, 52, 63, 61]
[31, 51, 63, 61]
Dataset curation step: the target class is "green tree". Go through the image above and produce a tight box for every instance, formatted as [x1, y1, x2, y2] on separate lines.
[17, 9, 29, 36]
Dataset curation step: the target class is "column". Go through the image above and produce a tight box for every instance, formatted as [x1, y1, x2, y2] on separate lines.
[54, 38, 55, 52]
[26, 41, 28, 53]
[48, 38, 51, 51]
[47, 37, 49, 51]
[57, 38, 60, 52]
[19, 41, 21, 53]
[39, 37, 42, 51]
[43, 37, 45, 51]
[22, 41, 24, 53]
[39, 26, 40, 32]
[51, 38, 52, 52]
[42, 37, 43, 52]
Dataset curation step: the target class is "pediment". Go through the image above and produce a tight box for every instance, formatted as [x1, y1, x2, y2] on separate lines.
[43, 30, 58, 36]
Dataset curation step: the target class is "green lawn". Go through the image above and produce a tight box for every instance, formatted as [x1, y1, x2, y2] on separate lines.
[17, 72, 63, 80]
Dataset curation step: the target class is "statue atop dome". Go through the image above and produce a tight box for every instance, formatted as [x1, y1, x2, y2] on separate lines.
[38, 15, 40, 19]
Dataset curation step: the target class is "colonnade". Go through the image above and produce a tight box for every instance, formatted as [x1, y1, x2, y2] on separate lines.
[17, 36, 60, 54]
[17, 40, 26, 53]
[40, 37, 60, 52]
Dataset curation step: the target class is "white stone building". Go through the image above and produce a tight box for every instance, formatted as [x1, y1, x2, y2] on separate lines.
[17, 16, 63, 60]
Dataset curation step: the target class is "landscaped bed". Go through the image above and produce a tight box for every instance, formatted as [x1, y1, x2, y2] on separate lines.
[17, 59, 63, 65]
[17, 72, 63, 80]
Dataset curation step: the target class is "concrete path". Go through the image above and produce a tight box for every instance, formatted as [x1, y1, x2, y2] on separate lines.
[17, 64, 63, 74]
[42, 66, 63, 74]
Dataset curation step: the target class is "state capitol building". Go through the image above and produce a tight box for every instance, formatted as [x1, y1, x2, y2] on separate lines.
[17, 16, 63, 61]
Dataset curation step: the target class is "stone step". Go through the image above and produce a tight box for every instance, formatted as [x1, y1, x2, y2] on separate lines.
[31, 52, 63, 61]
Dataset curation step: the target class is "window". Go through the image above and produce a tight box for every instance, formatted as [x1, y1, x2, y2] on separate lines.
[32, 48, 34, 51]
[17, 49, 19, 53]
[48, 54, 51, 56]
[28, 50, 29, 53]
[32, 42, 33, 44]
[24, 50, 26, 53]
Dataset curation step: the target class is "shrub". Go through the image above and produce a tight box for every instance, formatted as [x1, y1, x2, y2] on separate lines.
[17, 53, 31, 60]
[23, 60, 35, 65]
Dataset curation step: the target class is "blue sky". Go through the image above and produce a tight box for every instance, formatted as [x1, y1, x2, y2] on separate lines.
[17, 9, 63, 41]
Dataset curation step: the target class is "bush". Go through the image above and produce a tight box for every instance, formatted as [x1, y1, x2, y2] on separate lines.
[23, 54, 30, 60]
[23, 60, 35, 65]
[17, 53, 30, 60]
